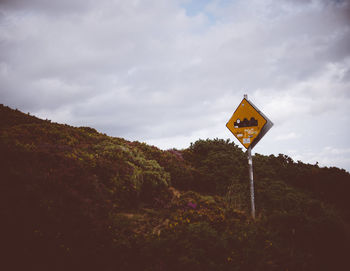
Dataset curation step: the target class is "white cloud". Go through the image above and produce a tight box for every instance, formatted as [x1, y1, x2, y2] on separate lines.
[288, 146, 350, 171]
[275, 132, 301, 141]
[1, 0, 350, 171]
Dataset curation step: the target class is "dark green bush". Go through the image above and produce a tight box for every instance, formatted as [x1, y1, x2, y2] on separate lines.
[1, 105, 349, 271]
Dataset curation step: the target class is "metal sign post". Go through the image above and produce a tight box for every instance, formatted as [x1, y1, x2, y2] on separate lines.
[247, 146, 255, 219]
[226, 94, 273, 219]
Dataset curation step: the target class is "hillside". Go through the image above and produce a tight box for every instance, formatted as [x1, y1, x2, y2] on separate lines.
[1, 104, 349, 271]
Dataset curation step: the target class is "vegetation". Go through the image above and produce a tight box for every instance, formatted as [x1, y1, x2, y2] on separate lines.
[1, 104, 349, 270]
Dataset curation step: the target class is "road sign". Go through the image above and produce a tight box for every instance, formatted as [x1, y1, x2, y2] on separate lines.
[226, 95, 273, 219]
[226, 96, 273, 149]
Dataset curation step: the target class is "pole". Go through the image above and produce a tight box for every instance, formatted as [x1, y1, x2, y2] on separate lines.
[247, 146, 256, 219]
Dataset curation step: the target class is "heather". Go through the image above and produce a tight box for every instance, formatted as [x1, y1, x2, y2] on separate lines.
[1, 104, 349, 270]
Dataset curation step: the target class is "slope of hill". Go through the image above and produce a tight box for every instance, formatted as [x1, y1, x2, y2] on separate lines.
[0, 104, 349, 271]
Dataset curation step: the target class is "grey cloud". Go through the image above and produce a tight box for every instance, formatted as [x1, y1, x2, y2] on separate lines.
[0, 0, 95, 15]
[1, 0, 350, 170]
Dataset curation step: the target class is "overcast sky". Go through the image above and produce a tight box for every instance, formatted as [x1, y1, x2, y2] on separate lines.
[1, 0, 350, 171]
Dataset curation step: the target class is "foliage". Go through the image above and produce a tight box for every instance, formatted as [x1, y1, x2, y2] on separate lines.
[1, 104, 349, 270]
[182, 138, 247, 194]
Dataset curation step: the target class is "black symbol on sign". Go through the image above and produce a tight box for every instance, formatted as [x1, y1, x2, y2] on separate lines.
[234, 117, 258, 128]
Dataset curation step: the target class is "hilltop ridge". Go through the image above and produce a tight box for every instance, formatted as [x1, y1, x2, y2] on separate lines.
[0, 104, 349, 271]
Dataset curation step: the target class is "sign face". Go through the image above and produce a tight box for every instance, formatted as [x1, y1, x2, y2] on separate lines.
[226, 97, 273, 149]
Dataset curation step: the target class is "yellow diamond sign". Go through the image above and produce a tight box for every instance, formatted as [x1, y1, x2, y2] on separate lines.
[226, 97, 273, 149]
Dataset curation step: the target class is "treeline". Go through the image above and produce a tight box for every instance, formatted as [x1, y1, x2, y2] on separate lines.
[0, 104, 349, 270]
